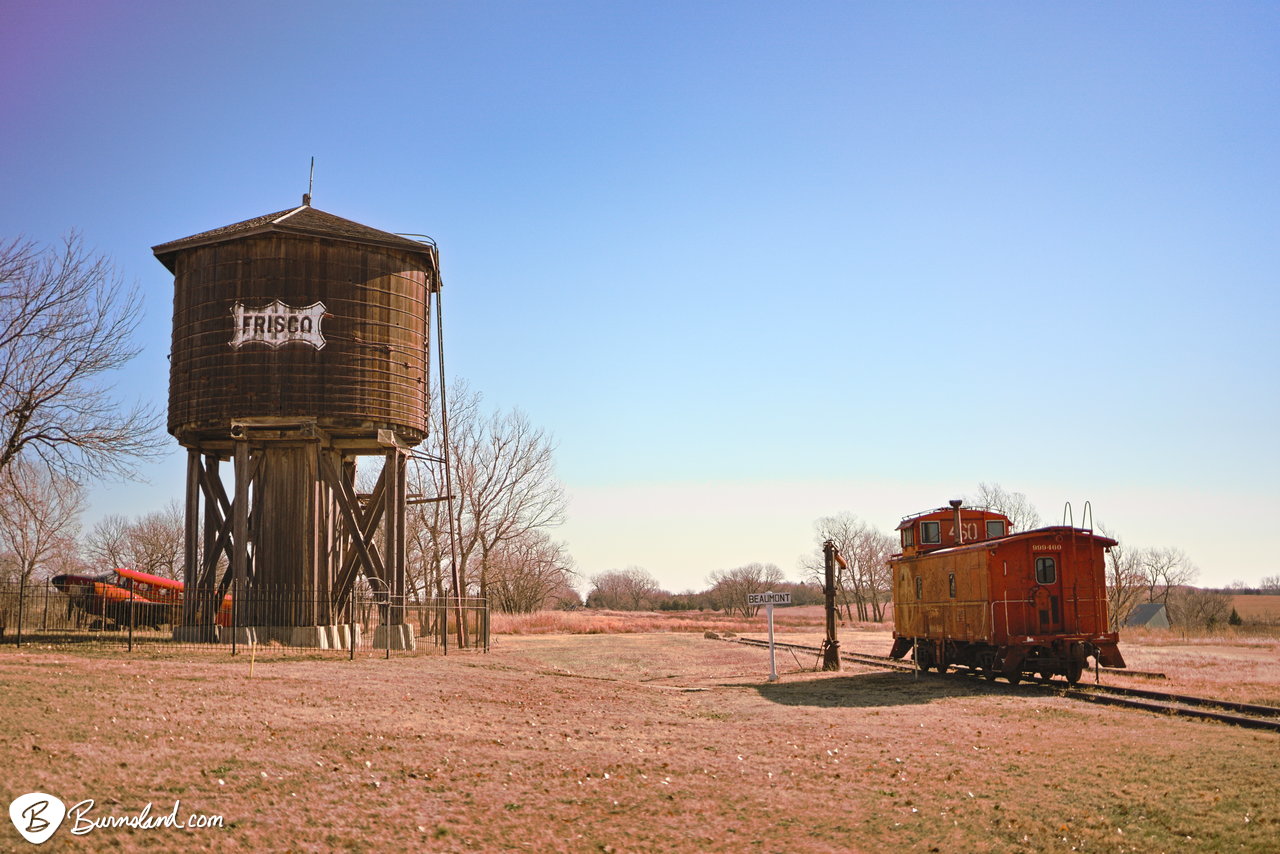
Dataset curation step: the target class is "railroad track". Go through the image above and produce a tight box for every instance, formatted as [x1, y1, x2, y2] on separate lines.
[732, 637, 1280, 733]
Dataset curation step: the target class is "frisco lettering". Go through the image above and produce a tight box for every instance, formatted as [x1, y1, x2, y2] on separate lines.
[229, 300, 326, 350]
[241, 313, 314, 335]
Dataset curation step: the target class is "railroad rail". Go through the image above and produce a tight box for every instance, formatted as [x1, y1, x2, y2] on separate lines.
[732, 637, 1280, 733]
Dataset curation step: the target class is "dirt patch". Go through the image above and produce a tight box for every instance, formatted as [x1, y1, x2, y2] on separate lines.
[1, 633, 1277, 852]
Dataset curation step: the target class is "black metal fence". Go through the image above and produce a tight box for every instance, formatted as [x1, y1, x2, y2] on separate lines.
[0, 577, 488, 656]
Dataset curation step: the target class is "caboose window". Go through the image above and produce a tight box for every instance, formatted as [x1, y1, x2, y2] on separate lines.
[1035, 556, 1057, 584]
[920, 521, 940, 544]
[914, 576, 923, 600]
[948, 573, 956, 598]
[902, 527, 915, 548]
[986, 520, 1005, 538]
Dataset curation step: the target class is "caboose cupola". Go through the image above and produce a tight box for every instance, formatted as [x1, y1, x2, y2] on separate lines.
[896, 501, 1012, 556]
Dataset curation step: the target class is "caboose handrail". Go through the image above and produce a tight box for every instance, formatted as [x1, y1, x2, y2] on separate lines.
[1062, 501, 1073, 527]
[1081, 500, 1093, 532]
[992, 597, 1032, 639]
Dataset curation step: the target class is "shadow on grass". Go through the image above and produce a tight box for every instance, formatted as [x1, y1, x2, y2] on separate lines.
[742, 670, 1000, 708]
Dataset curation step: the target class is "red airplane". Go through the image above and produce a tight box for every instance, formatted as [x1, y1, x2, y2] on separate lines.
[51, 567, 232, 628]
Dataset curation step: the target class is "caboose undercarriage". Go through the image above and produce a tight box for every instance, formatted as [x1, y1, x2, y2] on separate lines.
[890, 634, 1126, 685]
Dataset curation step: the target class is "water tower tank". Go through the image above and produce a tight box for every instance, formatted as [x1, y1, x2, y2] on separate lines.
[155, 201, 438, 450]
[153, 201, 440, 648]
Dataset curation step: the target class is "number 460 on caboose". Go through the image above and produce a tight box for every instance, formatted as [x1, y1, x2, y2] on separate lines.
[888, 500, 1126, 684]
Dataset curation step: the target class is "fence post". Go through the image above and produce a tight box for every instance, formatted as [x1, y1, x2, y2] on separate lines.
[16, 572, 26, 648]
[42, 580, 49, 631]
[127, 573, 135, 653]
[384, 594, 392, 660]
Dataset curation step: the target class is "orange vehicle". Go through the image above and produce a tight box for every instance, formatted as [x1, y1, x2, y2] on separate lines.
[888, 500, 1125, 683]
[51, 568, 232, 629]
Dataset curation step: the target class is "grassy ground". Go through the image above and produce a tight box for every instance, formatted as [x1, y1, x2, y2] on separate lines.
[1, 625, 1277, 852]
[489, 605, 830, 636]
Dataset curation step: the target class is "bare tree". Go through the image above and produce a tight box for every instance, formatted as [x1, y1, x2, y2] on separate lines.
[485, 529, 576, 614]
[1141, 546, 1197, 611]
[971, 482, 1042, 532]
[83, 514, 132, 571]
[1098, 524, 1145, 631]
[404, 472, 450, 603]
[407, 384, 567, 602]
[124, 502, 185, 580]
[0, 459, 85, 584]
[587, 567, 663, 610]
[1261, 575, 1280, 592]
[0, 234, 163, 482]
[547, 578, 584, 610]
[463, 408, 566, 599]
[707, 563, 785, 617]
[1168, 587, 1231, 630]
[808, 513, 895, 622]
[81, 501, 184, 580]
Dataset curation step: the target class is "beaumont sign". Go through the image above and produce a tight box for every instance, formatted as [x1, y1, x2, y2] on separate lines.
[230, 300, 327, 350]
[748, 592, 791, 683]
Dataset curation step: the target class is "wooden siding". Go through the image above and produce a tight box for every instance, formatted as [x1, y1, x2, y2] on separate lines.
[168, 233, 433, 447]
[893, 548, 992, 643]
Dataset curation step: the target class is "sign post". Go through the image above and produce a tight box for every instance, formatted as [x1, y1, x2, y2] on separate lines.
[747, 592, 792, 682]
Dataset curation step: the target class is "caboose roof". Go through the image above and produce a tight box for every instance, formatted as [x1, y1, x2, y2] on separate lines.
[152, 202, 436, 272]
[895, 505, 1010, 531]
[907, 525, 1118, 554]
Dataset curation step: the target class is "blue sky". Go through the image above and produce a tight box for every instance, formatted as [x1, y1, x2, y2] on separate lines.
[2, 1, 1276, 590]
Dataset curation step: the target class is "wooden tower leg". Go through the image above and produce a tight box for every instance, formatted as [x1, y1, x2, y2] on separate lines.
[182, 449, 200, 624]
[231, 439, 250, 650]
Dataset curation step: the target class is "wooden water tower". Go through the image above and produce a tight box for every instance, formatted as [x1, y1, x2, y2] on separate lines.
[154, 199, 439, 648]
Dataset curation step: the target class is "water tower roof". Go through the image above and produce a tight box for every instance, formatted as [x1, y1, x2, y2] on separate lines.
[152, 203, 435, 272]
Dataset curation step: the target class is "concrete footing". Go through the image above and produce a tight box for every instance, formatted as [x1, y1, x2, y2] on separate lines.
[173, 623, 369, 649]
[172, 624, 219, 644]
[373, 623, 416, 651]
[219, 626, 258, 646]
[250, 624, 363, 649]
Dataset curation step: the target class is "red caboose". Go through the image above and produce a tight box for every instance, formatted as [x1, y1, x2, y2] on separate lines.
[888, 500, 1125, 683]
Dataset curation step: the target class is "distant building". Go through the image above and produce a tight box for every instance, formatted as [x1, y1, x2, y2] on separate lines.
[1125, 603, 1170, 629]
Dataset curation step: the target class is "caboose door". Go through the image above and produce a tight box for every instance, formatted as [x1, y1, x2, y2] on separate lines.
[1032, 553, 1063, 633]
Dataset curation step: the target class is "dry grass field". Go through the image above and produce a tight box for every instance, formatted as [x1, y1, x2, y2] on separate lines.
[1, 618, 1277, 852]
[489, 605, 832, 636]
[1231, 594, 1280, 622]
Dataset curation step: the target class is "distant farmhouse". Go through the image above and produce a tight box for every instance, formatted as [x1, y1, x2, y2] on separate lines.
[1125, 603, 1170, 629]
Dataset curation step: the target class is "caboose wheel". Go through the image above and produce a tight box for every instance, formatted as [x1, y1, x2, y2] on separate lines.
[1004, 671, 1022, 685]
[914, 641, 933, 671]
[1066, 663, 1084, 685]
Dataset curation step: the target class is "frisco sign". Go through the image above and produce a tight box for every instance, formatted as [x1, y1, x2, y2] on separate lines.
[230, 300, 326, 350]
